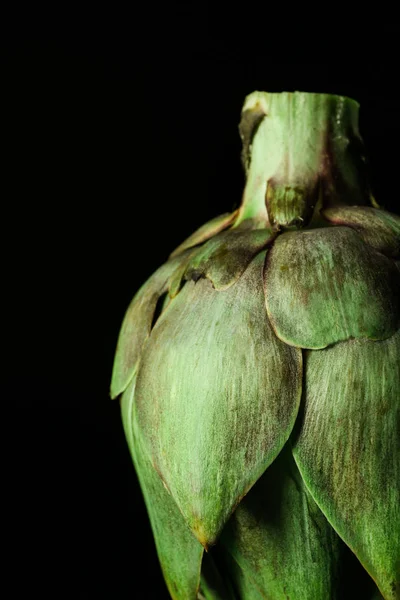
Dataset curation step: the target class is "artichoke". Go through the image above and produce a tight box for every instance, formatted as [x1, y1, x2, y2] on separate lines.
[111, 91, 400, 599]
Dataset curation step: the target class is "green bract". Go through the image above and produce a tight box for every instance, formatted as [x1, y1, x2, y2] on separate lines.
[111, 91, 400, 599]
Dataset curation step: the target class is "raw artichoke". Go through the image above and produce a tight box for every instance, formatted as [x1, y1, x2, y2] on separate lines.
[111, 91, 400, 599]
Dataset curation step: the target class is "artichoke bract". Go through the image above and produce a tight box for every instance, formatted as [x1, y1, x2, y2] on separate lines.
[111, 91, 400, 600]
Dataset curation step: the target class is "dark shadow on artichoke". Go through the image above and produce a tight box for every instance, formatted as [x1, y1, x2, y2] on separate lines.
[199, 550, 238, 600]
[338, 543, 384, 599]
[150, 291, 170, 331]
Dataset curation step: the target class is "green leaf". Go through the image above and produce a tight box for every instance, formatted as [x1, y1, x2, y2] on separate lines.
[169, 211, 238, 258]
[121, 378, 204, 600]
[293, 330, 400, 600]
[135, 251, 302, 547]
[178, 227, 275, 292]
[264, 227, 400, 349]
[322, 206, 400, 258]
[110, 252, 191, 399]
[220, 445, 343, 599]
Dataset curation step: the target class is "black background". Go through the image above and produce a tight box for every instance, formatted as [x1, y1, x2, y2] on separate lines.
[3, 8, 398, 599]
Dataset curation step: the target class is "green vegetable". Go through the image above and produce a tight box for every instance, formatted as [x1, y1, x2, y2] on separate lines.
[111, 91, 400, 599]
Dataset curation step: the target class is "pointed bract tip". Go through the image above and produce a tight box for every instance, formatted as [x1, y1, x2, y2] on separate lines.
[191, 521, 218, 552]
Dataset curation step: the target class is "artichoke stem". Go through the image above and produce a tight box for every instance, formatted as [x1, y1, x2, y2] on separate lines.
[234, 91, 373, 230]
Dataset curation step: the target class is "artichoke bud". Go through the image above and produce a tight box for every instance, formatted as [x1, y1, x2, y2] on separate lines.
[112, 91, 400, 600]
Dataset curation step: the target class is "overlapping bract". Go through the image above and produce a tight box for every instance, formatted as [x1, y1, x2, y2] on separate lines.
[135, 251, 302, 547]
[112, 206, 400, 599]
